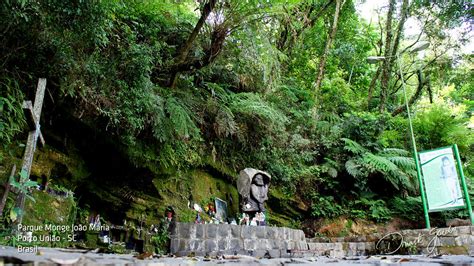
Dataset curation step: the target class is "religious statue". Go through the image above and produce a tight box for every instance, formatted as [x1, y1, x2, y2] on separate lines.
[89, 214, 101, 230]
[195, 212, 202, 224]
[237, 168, 270, 216]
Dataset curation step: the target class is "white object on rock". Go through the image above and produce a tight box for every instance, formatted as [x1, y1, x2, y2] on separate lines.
[250, 218, 257, 226]
[193, 203, 203, 213]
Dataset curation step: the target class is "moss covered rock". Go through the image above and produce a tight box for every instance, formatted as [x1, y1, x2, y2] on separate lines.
[30, 146, 89, 189]
[23, 190, 76, 226]
[152, 169, 239, 223]
[266, 188, 307, 227]
[22, 190, 76, 247]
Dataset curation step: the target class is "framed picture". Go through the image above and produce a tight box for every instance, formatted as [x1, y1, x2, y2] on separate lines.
[419, 146, 464, 212]
[214, 197, 228, 222]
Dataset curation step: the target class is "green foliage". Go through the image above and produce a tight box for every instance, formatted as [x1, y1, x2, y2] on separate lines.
[150, 220, 170, 255]
[178, 209, 197, 223]
[231, 93, 288, 130]
[108, 243, 127, 254]
[9, 207, 23, 224]
[9, 170, 38, 204]
[287, 219, 303, 229]
[310, 193, 344, 218]
[49, 184, 68, 192]
[349, 197, 392, 222]
[0, 78, 25, 146]
[390, 196, 423, 221]
[0, 228, 22, 247]
[342, 138, 416, 192]
[413, 102, 473, 179]
[319, 75, 355, 114]
[0, 0, 471, 229]
[341, 112, 392, 147]
[414, 103, 473, 153]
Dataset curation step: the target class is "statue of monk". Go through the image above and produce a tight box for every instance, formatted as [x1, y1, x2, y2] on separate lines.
[249, 174, 269, 212]
[237, 168, 271, 214]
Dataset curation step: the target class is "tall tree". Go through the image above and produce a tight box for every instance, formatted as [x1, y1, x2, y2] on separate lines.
[389, 0, 409, 68]
[367, 66, 381, 109]
[168, 0, 217, 87]
[391, 69, 429, 116]
[314, 0, 344, 91]
[378, 0, 396, 112]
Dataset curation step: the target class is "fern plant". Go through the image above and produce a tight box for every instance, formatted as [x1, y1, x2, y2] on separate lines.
[8, 170, 38, 223]
[10, 170, 38, 203]
[342, 138, 417, 192]
[0, 77, 26, 145]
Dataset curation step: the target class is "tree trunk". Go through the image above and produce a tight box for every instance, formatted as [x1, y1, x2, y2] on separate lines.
[391, 69, 424, 116]
[314, 0, 343, 91]
[169, 0, 217, 87]
[367, 66, 381, 110]
[170, 24, 229, 74]
[0, 165, 16, 218]
[277, 0, 334, 52]
[379, 0, 396, 112]
[276, 22, 289, 51]
[389, 0, 410, 67]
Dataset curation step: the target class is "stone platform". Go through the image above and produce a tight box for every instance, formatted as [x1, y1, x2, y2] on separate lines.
[170, 223, 474, 258]
[169, 223, 307, 257]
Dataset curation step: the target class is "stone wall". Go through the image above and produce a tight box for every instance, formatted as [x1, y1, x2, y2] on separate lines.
[169, 223, 308, 257]
[307, 226, 474, 257]
[307, 242, 375, 257]
[396, 226, 474, 255]
[170, 224, 473, 258]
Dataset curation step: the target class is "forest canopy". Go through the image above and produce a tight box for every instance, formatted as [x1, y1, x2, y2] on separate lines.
[0, 0, 472, 226]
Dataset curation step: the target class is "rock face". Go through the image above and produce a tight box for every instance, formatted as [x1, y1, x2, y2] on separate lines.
[20, 190, 76, 248]
[23, 190, 76, 226]
[169, 223, 308, 257]
[446, 218, 471, 227]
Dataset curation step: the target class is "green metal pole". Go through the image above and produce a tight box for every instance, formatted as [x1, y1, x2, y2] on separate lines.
[452, 144, 474, 225]
[397, 54, 430, 228]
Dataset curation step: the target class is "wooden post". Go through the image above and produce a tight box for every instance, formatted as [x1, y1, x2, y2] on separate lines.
[14, 78, 47, 225]
[0, 165, 16, 218]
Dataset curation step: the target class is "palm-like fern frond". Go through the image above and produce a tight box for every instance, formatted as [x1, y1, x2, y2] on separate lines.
[397, 172, 415, 192]
[215, 105, 237, 137]
[230, 92, 288, 128]
[342, 138, 366, 155]
[361, 153, 401, 190]
[385, 156, 415, 171]
[379, 148, 411, 156]
[343, 138, 417, 192]
[345, 159, 362, 178]
[152, 96, 200, 142]
[384, 154, 417, 192]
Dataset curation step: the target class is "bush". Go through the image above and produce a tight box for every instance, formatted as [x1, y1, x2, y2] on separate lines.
[310, 194, 344, 218]
[0, 78, 25, 146]
[350, 197, 392, 222]
[413, 104, 472, 154]
[389, 196, 423, 222]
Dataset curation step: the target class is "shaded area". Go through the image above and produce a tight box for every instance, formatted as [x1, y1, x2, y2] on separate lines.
[42, 108, 160, 225]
